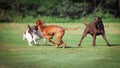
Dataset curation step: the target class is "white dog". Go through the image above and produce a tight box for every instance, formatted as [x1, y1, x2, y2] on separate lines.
[23, 25, 47, 46]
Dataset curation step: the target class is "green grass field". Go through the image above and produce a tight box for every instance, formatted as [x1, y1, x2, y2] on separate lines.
[0, 22, 120, 68]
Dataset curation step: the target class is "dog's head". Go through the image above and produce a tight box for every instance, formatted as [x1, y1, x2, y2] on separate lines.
[36, 19, 45, 26]
[93, 17, 102, 23]
[27, 25, 38, 35]
[28, 25, 38, 31]
[93, 17, 104, 30]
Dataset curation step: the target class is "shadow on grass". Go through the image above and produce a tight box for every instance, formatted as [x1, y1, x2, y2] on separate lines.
[109, 44, 120, 46]
[34, 43, 120, 48]
[35, 44, 83, 48]
[96, 44, 120, 47]
[70, 46, 83, 48]
[57, 46, 83, 48]
[35, 44, 53, 46]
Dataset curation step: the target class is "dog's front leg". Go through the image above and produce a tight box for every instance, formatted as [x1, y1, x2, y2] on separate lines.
[27, 39, 32, 46]
[78, 32, 87, 46]
[33, 38, 37, 45]
[92, 34, 96, 46]
[48, 38, 56, 45]
[23, 34, 26, 40]
[28, 42, 32, 46]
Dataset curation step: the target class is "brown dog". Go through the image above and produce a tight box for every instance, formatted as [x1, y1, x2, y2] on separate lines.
[36, 20, 79, 48]
[78, 17, 110, 46]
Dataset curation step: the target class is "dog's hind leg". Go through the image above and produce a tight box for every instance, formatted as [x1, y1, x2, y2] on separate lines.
[56, 40, 66, 48]
[56, 31, 66, 48]
[43, 38, 47, 44]
[61, 40, 66, 48]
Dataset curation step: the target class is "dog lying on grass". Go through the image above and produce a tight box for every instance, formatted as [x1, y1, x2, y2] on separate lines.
[78, 16, 110, 46]
[23, 25, 47, 46]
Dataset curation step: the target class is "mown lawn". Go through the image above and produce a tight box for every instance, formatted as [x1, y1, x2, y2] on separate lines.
[0, 22, 120, 68]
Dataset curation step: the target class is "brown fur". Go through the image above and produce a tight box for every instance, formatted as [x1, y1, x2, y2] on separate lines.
[36, 20, 79, 48]
[27, 25, 38, 36]
[78, 17, 110, 46]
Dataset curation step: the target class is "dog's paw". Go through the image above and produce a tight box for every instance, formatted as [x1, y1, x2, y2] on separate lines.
[78, 44, 81, 46]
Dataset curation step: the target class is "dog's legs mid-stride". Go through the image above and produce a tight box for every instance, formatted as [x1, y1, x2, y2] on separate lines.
[78, 17, 110, 46]
[36, 19, 79, 48]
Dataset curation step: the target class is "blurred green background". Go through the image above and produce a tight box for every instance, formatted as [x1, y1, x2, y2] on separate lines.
[0, 0, 120, 68]
[0, 0, 120, 23]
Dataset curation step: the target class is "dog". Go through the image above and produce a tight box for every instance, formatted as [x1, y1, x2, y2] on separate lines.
[23, 25, 47, 46]
[78, 16, 110, 46]
[36, 20, 79, 48]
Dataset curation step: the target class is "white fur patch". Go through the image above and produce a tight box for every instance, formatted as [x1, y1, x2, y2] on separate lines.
[23, 29, 47, 46]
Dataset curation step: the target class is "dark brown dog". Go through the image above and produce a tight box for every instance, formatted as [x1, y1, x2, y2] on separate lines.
[78, 17, 110, 46]
[36, 20, 79, 48]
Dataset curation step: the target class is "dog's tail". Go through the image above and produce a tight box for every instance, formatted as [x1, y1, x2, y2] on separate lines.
[65, 27, 80, 30]
[83, 17, 87, 25]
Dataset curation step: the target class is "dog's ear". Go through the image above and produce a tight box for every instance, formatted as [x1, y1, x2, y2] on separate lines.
[98, 17, 102, 23]
[36, 19, 45, 26]
[36, 20, 44, 26]
[27, 25, 31, 29]
[36, 20, 40, 26]
[34, 26, 38, 31]
[27, 25, 32, 31]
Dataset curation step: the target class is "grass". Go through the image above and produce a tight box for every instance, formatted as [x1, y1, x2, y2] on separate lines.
[13, 16, 120, 23]
[0, 22, 120, 68]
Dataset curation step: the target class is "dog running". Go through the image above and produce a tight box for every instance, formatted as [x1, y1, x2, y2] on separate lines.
[36, 20, 79, 48]
[23, 25, 47, 46]
[78, 16, 110, 46]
